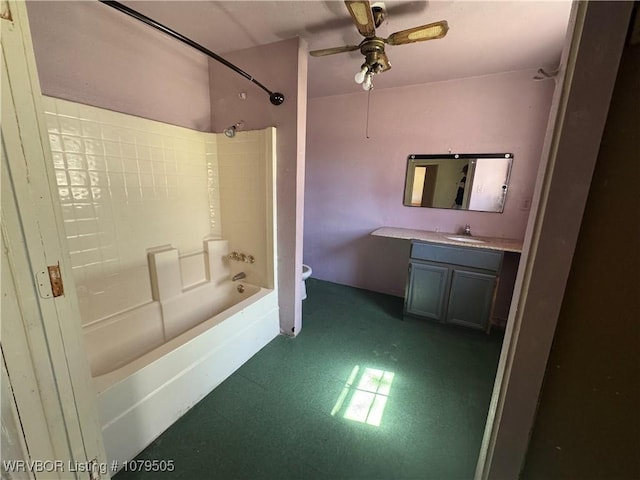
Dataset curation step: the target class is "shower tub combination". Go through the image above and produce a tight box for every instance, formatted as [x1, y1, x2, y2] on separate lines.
[84, 239, 279, 471]
[40, 93, 279, 470]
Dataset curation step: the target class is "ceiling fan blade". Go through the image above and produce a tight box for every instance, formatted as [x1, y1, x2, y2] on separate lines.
[309, 45, 361, 57]
[385, 20, 449, 46]
[345, 0, 376, 38]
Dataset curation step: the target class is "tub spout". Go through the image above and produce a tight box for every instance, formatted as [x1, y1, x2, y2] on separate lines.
[232, 272, 246, 282]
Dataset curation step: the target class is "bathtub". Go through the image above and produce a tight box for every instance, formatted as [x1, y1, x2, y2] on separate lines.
[83, 241, 280, 472]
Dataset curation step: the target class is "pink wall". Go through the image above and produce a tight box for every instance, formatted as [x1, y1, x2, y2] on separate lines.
[209, 38, 307, 335]
[304, 70, 555, 297]
[26, 1, 211, 131]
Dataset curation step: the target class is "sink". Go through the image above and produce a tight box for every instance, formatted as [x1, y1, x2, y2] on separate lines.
[445, 236, 486, 244]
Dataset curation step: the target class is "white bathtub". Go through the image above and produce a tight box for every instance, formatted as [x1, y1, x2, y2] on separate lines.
[85, 277, 280, 472]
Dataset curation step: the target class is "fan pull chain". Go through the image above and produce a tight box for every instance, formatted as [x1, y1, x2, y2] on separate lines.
[366, 86, 372, 139]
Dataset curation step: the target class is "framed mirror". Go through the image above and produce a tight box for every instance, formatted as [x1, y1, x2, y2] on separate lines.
[403, 153, 513, 213]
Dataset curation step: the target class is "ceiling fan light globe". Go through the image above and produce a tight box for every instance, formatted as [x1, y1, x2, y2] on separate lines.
[355, 65, 368, 84]
[362, 74, 373, 90]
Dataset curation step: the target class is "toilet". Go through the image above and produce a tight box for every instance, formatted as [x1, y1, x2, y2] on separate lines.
[302, 264, 312, 300]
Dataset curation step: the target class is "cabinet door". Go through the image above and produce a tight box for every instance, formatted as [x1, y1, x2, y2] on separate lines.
[446, 269, 497, 330]
[405, 262, 451, 321]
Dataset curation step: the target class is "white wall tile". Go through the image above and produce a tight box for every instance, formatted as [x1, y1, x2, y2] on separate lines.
[103, 140, 121, 157]
[59, 116, 82, 136]
[101, 125, 119, 142]
[45, 113, 60, 133]
[62, 135, 84, 153]
[55, 99, 80, 118]
[44, 97, 274, 329]
[119, 128, 137, 145]
[218, 130, 271, 289]
[51, 152, 65, 169]
[41, 95, 56, 114]
[81, 121, 101, 139]
[120, 142, 137, 158]
[86, 155, 106, 171]
[45, 97, 221, 325]
[48, 133, 63, 152]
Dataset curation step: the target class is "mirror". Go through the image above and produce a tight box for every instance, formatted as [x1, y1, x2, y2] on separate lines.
[403, 153, 513, 213]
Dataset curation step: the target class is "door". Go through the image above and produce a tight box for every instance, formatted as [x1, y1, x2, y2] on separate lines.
[1, 353, 33, 480]
[446, 269, 497, 330]
[420, 165, 439, 207]
[405, 261, 451, 321]
[1, 1, 107, 478]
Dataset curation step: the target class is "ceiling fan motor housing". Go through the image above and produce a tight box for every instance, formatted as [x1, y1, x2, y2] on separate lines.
[360, 38, 386, 71]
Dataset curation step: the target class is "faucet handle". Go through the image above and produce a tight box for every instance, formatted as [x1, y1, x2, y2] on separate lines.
[228, 251, 240, 261]
[464, 224, 472, 235]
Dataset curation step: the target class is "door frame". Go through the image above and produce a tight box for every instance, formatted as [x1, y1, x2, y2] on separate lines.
[476, 2, 633, 478]
[1, 1, 107, 477]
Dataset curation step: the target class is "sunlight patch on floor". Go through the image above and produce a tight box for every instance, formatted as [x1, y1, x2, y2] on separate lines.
[331, 366, 395, 427]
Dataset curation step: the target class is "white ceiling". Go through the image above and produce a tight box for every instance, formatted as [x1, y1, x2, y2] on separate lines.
[123, 1, 573, 98]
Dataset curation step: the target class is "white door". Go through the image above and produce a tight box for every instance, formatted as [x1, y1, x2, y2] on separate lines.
[1, 352, 33, 480]
[1, 2, 107, 479]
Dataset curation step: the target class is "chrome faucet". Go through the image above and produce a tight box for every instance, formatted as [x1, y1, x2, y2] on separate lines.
[232, 272, 246, 282]
[463, 224, 472, 236]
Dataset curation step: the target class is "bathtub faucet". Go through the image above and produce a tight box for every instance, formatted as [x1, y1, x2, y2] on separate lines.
[232, 272, 246, 282]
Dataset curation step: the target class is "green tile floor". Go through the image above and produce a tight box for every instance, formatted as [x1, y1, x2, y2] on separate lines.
[115, 278, 503, 480]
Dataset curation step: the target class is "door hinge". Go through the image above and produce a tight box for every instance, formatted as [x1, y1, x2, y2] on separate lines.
[36, 263, 64, 298]
[88, 459, 101, 480]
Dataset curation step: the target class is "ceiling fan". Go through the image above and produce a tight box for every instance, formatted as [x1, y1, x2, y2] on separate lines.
[310, 0, 449, 90]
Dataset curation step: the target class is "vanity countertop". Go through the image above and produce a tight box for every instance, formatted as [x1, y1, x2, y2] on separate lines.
[371, 227, 523, 253]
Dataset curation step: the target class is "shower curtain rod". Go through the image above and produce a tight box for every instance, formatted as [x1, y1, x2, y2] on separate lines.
[99, 0, 285, 105]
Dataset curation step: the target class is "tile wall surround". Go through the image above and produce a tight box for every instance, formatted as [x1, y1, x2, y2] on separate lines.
[218, 130, 272, 290]
[42, 97, 222, 325]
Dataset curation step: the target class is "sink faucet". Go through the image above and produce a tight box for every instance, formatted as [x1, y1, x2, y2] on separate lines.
[463, 224, 472, 236]
[232, 272, 246, 282]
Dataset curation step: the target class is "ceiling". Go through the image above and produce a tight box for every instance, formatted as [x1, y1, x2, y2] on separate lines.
[122, 1, 573, 98]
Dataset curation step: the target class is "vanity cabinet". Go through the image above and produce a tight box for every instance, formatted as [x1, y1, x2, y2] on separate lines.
[405, 241, 503, 331]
